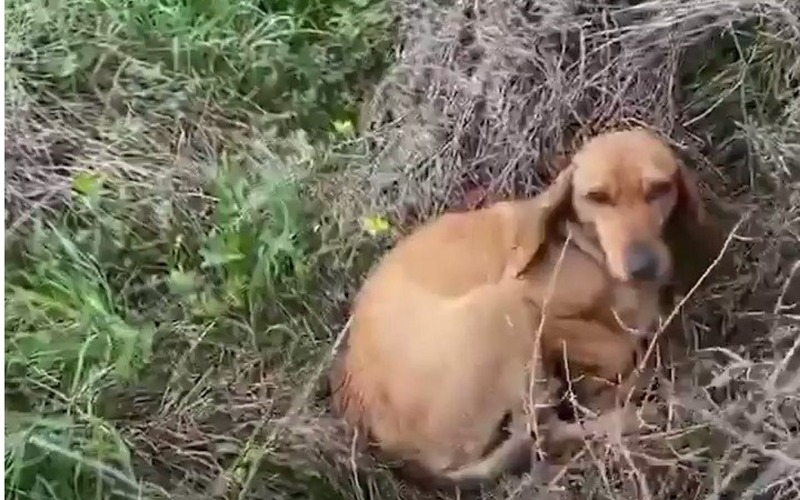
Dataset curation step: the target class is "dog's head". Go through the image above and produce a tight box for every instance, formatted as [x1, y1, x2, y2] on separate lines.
[508, 128, 706, 284]
[566, 128, 705, 284]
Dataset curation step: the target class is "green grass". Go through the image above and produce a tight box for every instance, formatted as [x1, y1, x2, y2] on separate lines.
[5, 0, 393, 497]
[6, 0, 393, 136]
[4, 164, 382, 498]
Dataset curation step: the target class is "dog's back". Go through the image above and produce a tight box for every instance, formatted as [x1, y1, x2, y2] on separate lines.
[327, 129, 696, 488]
[329, 201, 556, 487]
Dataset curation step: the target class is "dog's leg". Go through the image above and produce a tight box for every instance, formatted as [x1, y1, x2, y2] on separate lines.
[542, 318, 663, 426]
[547, 397, 663, 444]
[440, 401, 572, 490]
[542, 318, 639, 388]
[439, 406, 540, 490]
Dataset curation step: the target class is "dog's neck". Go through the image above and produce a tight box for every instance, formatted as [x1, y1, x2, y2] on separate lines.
[557, 218, 665, 295]
[558, 219, 605, 268]
[557, 217, 663, 339]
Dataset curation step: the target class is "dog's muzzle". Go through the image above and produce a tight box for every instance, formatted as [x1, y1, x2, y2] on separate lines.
[624, 242, 659, 282]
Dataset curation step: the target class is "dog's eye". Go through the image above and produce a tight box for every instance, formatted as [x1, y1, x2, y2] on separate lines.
[585, 191, 613, 205]
[645, 181, 673, 202]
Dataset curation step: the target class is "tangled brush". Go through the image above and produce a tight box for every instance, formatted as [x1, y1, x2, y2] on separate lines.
[360, 0, 798, 220]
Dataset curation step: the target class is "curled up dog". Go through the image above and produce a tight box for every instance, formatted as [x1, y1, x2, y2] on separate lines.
[327, 128, 712, 491]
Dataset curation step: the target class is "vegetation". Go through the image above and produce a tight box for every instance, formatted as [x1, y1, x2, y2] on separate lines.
[5, 0, 799, 499]
[5, 0, 392, 497]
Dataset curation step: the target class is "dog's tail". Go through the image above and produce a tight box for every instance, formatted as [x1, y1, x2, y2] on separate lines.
[441, 432, 534, 490]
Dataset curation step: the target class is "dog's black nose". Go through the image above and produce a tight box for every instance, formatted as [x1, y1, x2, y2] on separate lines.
[624, 242, 659, 281]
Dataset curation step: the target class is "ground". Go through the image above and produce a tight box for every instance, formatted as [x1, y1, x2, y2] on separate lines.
[4, 0, 800, 499]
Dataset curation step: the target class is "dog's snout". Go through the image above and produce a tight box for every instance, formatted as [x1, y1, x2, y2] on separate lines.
[624, 242, 659, 281]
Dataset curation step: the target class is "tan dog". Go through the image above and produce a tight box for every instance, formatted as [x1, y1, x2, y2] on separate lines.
[329, 128, 708, 490]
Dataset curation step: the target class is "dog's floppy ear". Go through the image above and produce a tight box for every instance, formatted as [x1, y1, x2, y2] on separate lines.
[503, 165, 575, 278]
[674, 163, 707, 226]
[666, 164, 723, 289]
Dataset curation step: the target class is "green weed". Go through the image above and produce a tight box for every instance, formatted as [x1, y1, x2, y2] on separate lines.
[5, 0, 394, 136]
[4, 145, 344, 498]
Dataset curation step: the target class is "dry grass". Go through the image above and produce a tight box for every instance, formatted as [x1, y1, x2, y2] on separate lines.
[5, 0, 800, 499]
